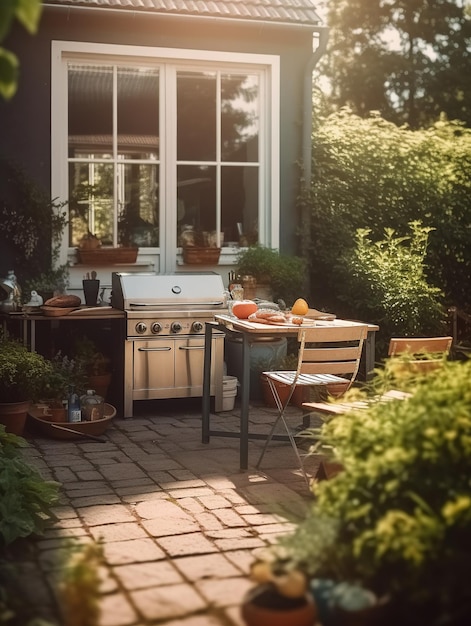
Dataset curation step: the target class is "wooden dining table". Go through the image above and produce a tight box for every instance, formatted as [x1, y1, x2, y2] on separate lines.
[202, 314, 379, 470]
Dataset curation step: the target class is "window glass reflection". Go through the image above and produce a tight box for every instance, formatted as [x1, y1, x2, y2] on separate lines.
[221, 166, 259, 245]
[118, 164, 159, 247]
[69, 162, 114, 246]
[68, 64, 113, 159]
[117, 67, 159, 160]
[177, 71, 216, 161]
[221, 74, 259, 162]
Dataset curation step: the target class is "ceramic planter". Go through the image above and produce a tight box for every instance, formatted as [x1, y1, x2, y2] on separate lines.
[0, 400, 30, 436]
[241, 584, 317, 626]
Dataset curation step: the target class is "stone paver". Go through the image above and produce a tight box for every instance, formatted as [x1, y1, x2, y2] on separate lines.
[16, 401, 317, 625]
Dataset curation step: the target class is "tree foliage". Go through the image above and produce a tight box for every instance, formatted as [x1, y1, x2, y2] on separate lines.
[318, 0, 471, 128]
[0, 0, 43, 100]
[307, 108, 471, 336]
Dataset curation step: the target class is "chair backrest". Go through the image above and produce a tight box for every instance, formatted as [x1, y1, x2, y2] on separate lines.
[297, 323, 369, 386]
[388, 336, 453, 374]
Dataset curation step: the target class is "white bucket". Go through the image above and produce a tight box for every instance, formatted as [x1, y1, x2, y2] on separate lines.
[222, 376, 238, 411]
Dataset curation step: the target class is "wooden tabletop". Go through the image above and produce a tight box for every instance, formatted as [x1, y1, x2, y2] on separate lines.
[214, 314, 378, 334]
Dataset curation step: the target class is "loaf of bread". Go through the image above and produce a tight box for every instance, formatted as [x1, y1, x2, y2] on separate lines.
[248, 309, 287, 325]
[44, 294, 81, 308]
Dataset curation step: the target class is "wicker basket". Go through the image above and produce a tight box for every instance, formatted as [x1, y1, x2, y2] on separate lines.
[182, 247, 221, 264]
[76, 247, 138, 265]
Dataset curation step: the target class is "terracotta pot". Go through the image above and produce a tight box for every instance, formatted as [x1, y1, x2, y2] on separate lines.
[87, 373, 111, 401]
[261, 375, 309, 408]
[241, 584, 317, 626]
[0, 400, 31, 436]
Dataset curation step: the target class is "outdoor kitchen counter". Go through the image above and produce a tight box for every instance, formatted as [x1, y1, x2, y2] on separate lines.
[202, 314, 379, 470]
[2, 306, 125, 352]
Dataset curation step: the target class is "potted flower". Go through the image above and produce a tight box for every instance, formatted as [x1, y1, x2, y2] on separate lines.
[0, 332, 54, 435]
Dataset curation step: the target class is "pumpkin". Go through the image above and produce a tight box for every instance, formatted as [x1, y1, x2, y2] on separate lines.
[232, 300, 258, 319]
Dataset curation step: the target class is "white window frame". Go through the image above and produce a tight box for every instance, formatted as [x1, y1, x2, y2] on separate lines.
[51, 41, 280, 272]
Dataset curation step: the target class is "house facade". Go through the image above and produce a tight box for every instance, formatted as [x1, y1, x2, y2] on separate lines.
[1, 0, 326, 293]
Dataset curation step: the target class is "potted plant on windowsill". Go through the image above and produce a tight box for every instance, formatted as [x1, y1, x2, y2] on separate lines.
[0, 332, 54, 436]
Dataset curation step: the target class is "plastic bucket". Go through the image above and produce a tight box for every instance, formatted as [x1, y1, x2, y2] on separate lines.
[222, 376, 238, 411]
[225, 336, 287, 401]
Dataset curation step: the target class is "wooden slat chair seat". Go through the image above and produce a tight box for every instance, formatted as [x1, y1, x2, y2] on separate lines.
[302, 336, 453, 480]
[255, 323, 368, 485]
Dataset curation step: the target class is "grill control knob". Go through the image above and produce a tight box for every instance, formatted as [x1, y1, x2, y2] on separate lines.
[151, 322, 162, 334]
[192, 321, 204, 333]
[135, 322, 147, 334]
[171, 321, 182, 333]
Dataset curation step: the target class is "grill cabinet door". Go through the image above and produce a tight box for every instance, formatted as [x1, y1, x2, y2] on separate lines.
[133, 339, 175, 391]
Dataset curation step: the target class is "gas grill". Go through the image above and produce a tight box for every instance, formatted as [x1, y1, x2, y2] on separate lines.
[111, 272, 227, 417]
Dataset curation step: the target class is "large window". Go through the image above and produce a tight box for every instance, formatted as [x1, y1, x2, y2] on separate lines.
[52, 42, 279, 271]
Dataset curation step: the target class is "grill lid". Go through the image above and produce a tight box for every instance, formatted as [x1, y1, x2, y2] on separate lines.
[112, 272, 226, 311]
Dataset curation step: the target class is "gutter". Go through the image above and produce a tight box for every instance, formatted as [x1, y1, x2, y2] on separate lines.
[302, 26, 329, 189]
[300, 26, 328, 261]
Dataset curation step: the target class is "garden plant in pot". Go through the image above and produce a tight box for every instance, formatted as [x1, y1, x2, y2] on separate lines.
[40, 352, 87, 422]
[0, 331, 54, 436]
[236, 245, 307, 305]
[248, 358, 471, 626]
[74, 336, 111, 400]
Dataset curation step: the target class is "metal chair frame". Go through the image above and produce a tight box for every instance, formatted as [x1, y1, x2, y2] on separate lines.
[256, 323, 368, 484]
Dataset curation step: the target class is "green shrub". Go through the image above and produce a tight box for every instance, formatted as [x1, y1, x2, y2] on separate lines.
[338, 221, 445, 355]
[308, 110, 471, 313]
[0, 427, 59, 546]
[278, 359, 471, 625]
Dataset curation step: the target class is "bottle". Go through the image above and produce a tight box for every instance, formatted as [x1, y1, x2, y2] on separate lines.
[80, 389, 104, 421]
[67, 386, 81, 423]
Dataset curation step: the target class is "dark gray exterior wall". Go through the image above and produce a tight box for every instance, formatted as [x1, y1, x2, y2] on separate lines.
[0, 9, 314, 254]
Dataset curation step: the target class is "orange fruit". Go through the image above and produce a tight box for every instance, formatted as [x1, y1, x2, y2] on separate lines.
[291, 298, 309, 316]
[232, 300, 258, 319]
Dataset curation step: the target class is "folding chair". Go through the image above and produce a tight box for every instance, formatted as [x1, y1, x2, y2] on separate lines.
[255, 323, 368, 484]
[303, 336, 453, 421]
[388, 336, 453, 373]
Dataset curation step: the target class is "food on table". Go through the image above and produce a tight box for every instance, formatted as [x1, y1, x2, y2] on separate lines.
[291, 298, 309, 316]
[232, 300, 259, 319]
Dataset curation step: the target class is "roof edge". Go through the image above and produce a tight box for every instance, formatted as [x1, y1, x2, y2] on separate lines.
[42, 3, 325, 31]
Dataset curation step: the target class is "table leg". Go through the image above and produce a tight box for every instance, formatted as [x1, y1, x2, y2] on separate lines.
[202, 322, 213, 443]
[365, 330, 376, 380]
[239, 333, 251, 470]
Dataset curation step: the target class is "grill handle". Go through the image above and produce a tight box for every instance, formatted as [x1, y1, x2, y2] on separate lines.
[138, 347, 172, 352]
[129, 301, 225, 307]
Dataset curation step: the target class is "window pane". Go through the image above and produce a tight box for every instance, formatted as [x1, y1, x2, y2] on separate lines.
[177, 71, 216, 161]
[221, 74, 259, 162]
[177, 165, 216, 244]
[68, 64, 113, 159]
[117, 67, 159, 159]
[221, 166, 259, 245]
[69, 162, 114, 246]
[118, 164, 159, 247]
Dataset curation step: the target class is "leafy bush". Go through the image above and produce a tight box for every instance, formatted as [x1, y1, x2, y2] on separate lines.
[338, 222, 445, 355]
[308, 110, 471, 314]
[236, 245, 307, 305]
[278, 359, 471, 625]
[0, 159, 68, 295]
[0, 332, 54, 402]
[0, 427, 59, 546]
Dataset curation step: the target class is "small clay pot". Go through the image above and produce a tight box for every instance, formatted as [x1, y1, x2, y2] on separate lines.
[241, 584, 317, 626]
